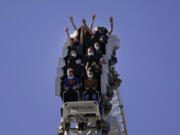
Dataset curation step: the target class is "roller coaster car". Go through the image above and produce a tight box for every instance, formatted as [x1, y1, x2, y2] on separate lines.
[62, 101, 101, 124]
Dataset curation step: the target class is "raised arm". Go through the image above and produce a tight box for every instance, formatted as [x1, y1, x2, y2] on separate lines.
[108, 16, 113, 35]
[80, 25, 84, 45]
[82, 19, 94, 35]
[65, 27, 73, 46]
[69, 16, 78, 31]
[90, 14, 96, 32]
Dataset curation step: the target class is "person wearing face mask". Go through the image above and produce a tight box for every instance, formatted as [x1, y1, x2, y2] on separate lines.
[94, 42, 106, 65]
[63, 48, 82, 73]
[83, 47, 98, 64]
[85, 61, 101, 78]
[67, 49, 82, 78]
[84, 46, 105, 75]
[83, 47, 103, 78]
[84, 70, 98, 101]
[94, 42, 101, 53]
[67, 49, 82, 65]
[68, 16, 94, 56]
[63, 68, 80, 102]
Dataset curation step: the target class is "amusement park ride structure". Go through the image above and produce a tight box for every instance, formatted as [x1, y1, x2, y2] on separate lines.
[55, 16, 128, 135]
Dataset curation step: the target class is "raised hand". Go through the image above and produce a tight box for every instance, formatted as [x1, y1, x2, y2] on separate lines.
[69, 16, 77, 30]
[69, 16, 73, 22]
[92, 14, 96, 20]
[64, 27, 68, 32]
[109, 16, 113, 23]
[82, 19, 87, 26]
[108, 16, 113, 35]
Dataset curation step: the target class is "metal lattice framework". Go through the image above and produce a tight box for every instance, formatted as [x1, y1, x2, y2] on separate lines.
[55, 35, 128, 135]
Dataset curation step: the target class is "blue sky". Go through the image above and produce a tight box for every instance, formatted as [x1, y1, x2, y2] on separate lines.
[0, 0, 180, 135]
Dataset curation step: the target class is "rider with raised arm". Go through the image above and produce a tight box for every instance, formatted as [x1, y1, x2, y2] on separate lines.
[69, 16, 94, 53]
[69, 16, 94, 35]
[88, 16, 113, 53]
[69, 16, 78, 31]
[90, 14, 96, 33]
[108, 16, 113, 35]
[65, 27, 84, 56]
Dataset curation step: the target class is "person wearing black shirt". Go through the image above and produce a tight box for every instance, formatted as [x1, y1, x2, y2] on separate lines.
[65, 49, 82, 78]
[79, 19, 93, 55]
[65, 27, 84, 56]
[83, 47, 104, 79]
[83, 47, 99, 65]
[88, 17, 114, 53]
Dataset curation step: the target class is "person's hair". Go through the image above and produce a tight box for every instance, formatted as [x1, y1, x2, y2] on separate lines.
[70, 48, 77, 52]
[98, 26, 108, 34]
[87, 46, 96, 56]
[67, 68, 74, 73]
[87, 67, 93, 73]
[94, 42, 100, 46]
[88, 46, 95, 52]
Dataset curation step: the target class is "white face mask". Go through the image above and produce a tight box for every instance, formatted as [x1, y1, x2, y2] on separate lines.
[88, 74, 93, 78]
[88, 52, 94, 56]
[68, 75, 74, 79]
[71, 53, 77, 57]
[95, 46, 100, 50]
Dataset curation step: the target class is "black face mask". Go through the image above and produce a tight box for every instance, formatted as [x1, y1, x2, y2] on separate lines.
[74, 42, 79, 45]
